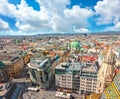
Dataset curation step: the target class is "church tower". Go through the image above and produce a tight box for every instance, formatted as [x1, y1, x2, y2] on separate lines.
[96, 46, 115, 93]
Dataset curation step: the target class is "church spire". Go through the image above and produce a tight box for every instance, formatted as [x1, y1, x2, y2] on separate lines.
[104, 46, 115, 64]
[96, 45, 115, 93]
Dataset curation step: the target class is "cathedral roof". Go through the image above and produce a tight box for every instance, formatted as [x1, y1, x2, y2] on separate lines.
[104, 46, 115, 63]
[101, 72, 120, 99]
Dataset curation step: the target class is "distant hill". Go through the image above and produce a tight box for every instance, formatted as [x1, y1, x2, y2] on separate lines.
[0, 31, 120, 37]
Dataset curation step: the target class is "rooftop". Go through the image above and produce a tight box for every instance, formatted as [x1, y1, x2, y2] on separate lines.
[28, 56, 52, 70]
[55, 62, 82, 74]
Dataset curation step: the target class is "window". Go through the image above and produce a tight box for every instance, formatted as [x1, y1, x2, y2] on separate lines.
[0, 86, 3, 90]
[86, 85, 91, 88]
[81, 81, 85, 83]
[81, 84, 84, 86]
[40, 77, 44, 83]
[93, 89, 96, 91]
[82, 77, 85, 80]
[67, 76, 71, 78]
[81, 87, 84, 89]
[99, 90, 101, 92]
[93, 83, 96, 85]
[93, 86, 96, 88]
[87, 78, 92, 81]
[86, 82, 92, 84]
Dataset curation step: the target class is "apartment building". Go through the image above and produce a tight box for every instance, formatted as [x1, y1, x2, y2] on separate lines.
[55, 45, 116, 95]
[0, 50, 32, 77]
[55, 62, 74, 93]
[55, 61, 98, 94]
[80, 62, 98, 94]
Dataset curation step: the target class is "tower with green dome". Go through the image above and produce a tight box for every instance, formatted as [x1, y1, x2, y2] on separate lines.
[0, 61, 6, 69]
[70, 41, 81, 52]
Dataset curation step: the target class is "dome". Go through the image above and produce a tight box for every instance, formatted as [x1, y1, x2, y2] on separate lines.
[70, 41, 81, 48]
[0, 62, 6, 69]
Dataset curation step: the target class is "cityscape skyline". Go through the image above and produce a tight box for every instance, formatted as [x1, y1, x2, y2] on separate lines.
[0, 0, 120, 35]
[0, 35, 120, 99]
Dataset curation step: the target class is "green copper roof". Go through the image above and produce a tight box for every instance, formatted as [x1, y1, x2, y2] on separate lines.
[70, 41, 81, 48]
[80, 48, 84, 51]
[0, 61, 6, 69]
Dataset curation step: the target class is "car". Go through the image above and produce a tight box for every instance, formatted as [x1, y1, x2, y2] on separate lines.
[27, 87, 40, 92]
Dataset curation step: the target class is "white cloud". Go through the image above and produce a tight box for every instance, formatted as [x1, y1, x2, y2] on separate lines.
[64, 6, 93, 30]
[0, 0, 93, 33]
[15, 0, 51, 32]
[0, 0, 16, 17]
[106, 21, 120, 31]
[0, 0, 51, 32]
[74, 28, 89, 33]
[114, 22, 120, 29]
[94, 0, 120, 25]
[0, 19, 9, 30]
[36, 0, 70, 15]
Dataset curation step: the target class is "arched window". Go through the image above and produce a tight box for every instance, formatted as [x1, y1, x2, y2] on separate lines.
[100, 83, 101, 87]
[99, 89, 101, 93]
[0, 86, 3, 90]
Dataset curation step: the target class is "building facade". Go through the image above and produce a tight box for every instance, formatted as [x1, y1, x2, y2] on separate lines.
[55, 61, 98, 94]
[9, 56, 24, 77]
[28, 56, 56, 89]
[55, 62, 81, 93]
[80, 62, 98, 94]
[55, 46, 115, 95]
[0, 62, 10, 83]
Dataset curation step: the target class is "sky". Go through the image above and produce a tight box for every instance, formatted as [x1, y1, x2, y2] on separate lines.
[0, 0, 120, 35]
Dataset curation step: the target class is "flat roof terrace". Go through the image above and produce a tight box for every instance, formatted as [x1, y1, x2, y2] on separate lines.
[28, 56, 52, 70]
